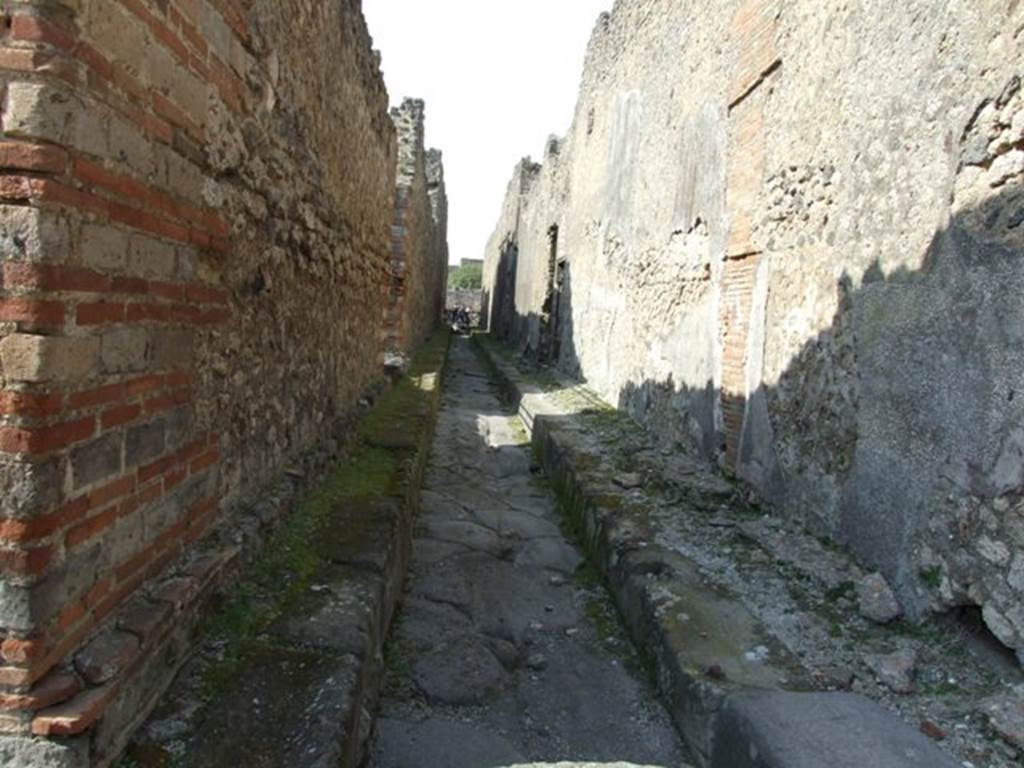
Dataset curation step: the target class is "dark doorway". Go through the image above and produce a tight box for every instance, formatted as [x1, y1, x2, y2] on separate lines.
[551, 259, 566, 364]
[494, 237, 518, 341]
[540, 225, 560, 363]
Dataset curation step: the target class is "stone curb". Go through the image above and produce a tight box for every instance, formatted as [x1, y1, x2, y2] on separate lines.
[472, 334, 958, 768]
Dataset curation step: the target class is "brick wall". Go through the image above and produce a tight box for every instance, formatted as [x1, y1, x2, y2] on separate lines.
[384, 99, 448, 356]
[0, 0, 399, 762]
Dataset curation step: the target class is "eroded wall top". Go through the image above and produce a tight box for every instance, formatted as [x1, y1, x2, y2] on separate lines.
[384, 99, 448, 355]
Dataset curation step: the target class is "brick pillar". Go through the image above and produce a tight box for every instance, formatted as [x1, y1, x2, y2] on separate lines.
[0, 0, 232, 756]
[720, 0, 780, 468]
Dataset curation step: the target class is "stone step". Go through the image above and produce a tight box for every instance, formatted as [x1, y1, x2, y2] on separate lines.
[713, 691, 956, 768]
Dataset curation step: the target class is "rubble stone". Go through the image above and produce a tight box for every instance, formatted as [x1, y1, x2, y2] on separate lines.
[865, 648, 918, 695]
[983, 686, 1024, 749]
[73, 632, 140, 686]
[857, 574, 903, 624]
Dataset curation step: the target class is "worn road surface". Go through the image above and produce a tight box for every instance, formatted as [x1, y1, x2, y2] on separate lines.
[368, 338, 688, 768]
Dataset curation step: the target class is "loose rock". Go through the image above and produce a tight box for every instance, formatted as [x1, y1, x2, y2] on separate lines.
[613, 473, 643, 489]
[526, 653, 548, 671]
[814, 665, 855, 691]
[982, 686, 1024, 749]
[865, 648, 917, 694]
[744, 645, 770, 664]
[74, 631, 140, 686]
[857, 573, 903, 624]
[705, 664, 726, 680]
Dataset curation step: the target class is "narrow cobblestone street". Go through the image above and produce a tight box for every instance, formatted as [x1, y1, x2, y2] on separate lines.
[369, 338, 688, 768]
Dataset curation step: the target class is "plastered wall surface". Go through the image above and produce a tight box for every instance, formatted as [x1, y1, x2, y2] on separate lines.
[483, 0, 1024, 661]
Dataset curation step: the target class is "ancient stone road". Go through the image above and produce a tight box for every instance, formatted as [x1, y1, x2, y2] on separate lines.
[369, 338, 688, 768]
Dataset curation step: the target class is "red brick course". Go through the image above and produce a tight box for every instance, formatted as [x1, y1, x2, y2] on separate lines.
[720, 254, 761, 466]
[0, 417, 96, 455]
[0, 141, 69, 175]
[0, 672, 80, 712]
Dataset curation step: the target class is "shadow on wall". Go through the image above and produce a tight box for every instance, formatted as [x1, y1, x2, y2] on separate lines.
[486, 182, 1024, 661]
[485, 235, 581, 377]
[487, 237, 519, 345]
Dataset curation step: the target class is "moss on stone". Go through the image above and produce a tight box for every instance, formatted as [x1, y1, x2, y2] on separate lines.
[919, 565, 942, 589]
[360, 332, 448, 449]
[824, 580, 856, 603]
[194, 330, 449, 705]
[508, 416, 531, 446]
[360, 381, 427, 450]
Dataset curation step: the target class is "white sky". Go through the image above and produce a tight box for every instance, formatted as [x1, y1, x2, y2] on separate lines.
[363, 0, 612, 265]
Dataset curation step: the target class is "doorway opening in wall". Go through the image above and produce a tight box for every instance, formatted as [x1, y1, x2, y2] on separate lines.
[496, 237, 518, 341]
[552, 259, 566, 364]
[541, 224, 560, 364]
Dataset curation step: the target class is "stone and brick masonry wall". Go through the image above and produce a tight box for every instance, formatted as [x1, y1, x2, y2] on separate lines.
[426, 148, 450, 308]
[0, 0, 410, 763]
[483, 0, 1024, 661]
[383, 99, 447, 357]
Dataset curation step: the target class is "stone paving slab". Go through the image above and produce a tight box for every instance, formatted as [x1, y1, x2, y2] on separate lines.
[474, 333, 966, 768]
[188, 647, 362, 768]
[370, 337, 690, 768]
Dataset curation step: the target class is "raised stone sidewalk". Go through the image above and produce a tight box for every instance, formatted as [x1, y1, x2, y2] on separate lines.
[118, 332, 451, 767]
[473, 334, 1003, 768]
